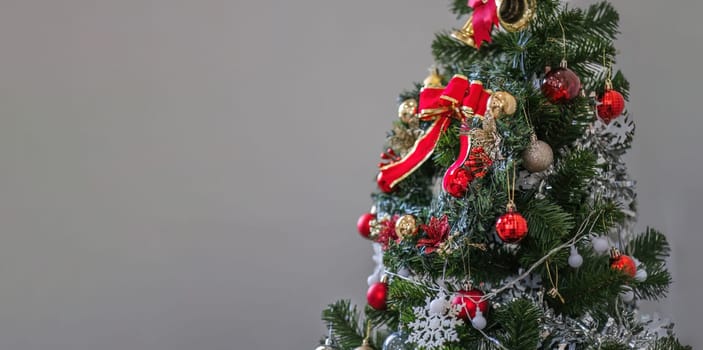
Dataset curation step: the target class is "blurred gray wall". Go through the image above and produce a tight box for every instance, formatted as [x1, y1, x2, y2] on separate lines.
[0, 1, 700, 349]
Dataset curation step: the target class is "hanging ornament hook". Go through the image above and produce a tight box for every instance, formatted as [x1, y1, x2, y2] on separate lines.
[506, 160, 517, 211]
[558, 19, 567, 64]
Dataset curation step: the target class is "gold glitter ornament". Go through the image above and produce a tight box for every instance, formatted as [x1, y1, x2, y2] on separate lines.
[395, 215, 419, 240]
[423, 67, 444, 88]
[398, 99, 418, 124]
[368, 214, 390, 241]
[388, 121, 422, 156]
[470, 116, 501, 159]
[522, 134, 553, 173]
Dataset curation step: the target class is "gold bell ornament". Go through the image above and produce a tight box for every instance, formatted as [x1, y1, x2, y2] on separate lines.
[496, 0, 537, 32]
[452, 0, 537, 48]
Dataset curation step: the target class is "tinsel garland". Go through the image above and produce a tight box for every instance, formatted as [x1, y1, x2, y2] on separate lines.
[491, 275, 675, 349]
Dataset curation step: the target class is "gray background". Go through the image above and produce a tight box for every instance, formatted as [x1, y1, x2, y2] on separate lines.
[0, 0, 700, 349]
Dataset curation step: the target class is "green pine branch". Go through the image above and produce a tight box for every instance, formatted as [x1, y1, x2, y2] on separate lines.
[627, 228, 672, 300]
[517, 197, 575, 268]
[547, 149, 597, 214]
[321, 300, 370, 350]
[595, 342, 630, 350]
[628, 228, 671, 265]
[652, 336, 694, 350]
[553, 251, 629, 316]
[493, 299, 543, 350]
[434, 122, 463, 169]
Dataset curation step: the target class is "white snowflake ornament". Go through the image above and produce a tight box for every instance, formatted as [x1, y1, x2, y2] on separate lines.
[406, 292, 464, 349]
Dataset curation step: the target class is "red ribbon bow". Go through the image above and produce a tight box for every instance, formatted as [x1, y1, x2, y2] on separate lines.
[377, 75, 492, 194]
[469, 0, 500, 48]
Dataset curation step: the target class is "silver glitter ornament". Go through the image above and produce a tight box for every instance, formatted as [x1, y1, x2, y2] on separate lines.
[316, 327, 338, 350]
[381, 331, 410, 350]
[522, 134, 553, 172]
[315, 339, 337, 350]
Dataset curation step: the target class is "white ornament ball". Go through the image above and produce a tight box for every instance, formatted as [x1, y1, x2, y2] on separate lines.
[635, 268, 648, 282]
[429, 297, 446, 315]
[592, 236, 609, 254]
[620, 288, 635, 303]
[568, 249, 583, 268]
[471, 310, 487, 330]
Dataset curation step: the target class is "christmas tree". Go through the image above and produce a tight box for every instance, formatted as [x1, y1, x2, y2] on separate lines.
[317, 1, 690, 349]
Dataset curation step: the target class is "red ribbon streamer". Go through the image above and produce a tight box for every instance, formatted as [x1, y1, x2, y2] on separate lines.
[377, 75, 491, 193]
[442, 83, 490, 193]
[469, 0, 499, 48]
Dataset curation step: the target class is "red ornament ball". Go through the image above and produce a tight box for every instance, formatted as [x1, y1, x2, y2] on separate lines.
[367, 281, 388, 310]
[444, 167, 473, 198]
[495, 210, 528, 243]
[541, 67, 581, 104]
[597, 89, 626, 124]
[357, 212, 375, 239]
[610, 254, 637, 278]
[451, 289, 489, 320]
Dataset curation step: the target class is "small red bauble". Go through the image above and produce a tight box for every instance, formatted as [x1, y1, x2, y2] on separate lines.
[597, 89, 626, 124]
[444, 167, 473, 198]
[367, 281, 388, 310]
[610, 253, 637, 278]
[495, 210, 528, 243]
[451, 289, 489, 320]
[541, 67, 581, 104]
[357, 212, 375, 239]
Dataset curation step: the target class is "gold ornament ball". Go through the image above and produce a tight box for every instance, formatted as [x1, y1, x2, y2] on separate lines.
[395, 215, 419, 239]
[398, 99, 418, 124]
[423, 68, 443, 88]
[522, 137, 553, 173]
[354, 339, 375, 350]
[354, 346, 374, 350]
[489, 91, 517, 118]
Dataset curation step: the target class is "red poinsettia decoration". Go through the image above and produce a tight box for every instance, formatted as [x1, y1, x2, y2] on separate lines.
[416, 215, 450, 254]
[374, 215, 399, 250]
